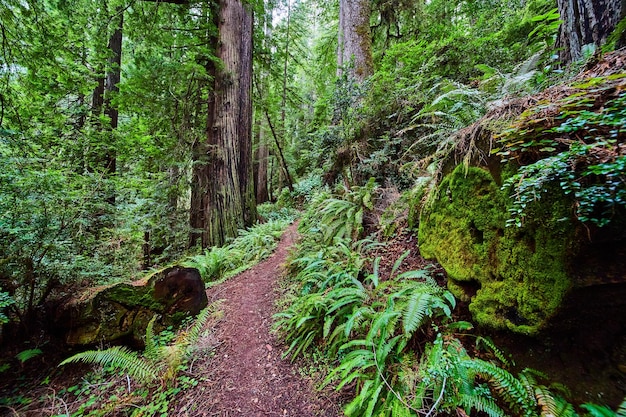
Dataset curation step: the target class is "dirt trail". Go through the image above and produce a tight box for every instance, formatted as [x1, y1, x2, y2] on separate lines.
[174, 223, 342, 417]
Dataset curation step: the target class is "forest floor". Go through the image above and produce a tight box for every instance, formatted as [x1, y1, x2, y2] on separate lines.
[0, 220, 623, 416]
[170, 222, 344, 416]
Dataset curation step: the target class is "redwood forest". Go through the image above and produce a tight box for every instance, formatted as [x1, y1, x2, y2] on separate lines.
[1, 0, 625, 415]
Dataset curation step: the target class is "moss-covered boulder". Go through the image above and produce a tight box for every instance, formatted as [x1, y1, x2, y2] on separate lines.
[56, 266, 207, 346]
[419, 165, 578, 335]
[417, 52, 626, 335]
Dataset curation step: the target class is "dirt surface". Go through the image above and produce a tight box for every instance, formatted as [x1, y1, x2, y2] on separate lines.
[172, 223, 343, 417]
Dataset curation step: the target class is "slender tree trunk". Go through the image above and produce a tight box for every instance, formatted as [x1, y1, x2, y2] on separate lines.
[556, 0, 623, 63]
[281, 0, 291, 124]
[255, 126, 270, 204]
[190, 3, 218, 248]
[337, 0, 373, 81]
[103, 9, 123, 177]
[204, 0, 255, 247]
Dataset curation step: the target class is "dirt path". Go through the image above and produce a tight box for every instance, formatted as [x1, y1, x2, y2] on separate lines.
[174, 223, 342, 417]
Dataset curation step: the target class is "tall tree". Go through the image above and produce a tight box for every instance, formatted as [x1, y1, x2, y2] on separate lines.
[556, 0, 624, 62]
[195, 0, 256, 247]
[338, 0, 373, 81]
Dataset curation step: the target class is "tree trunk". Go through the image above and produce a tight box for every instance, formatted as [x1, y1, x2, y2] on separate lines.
[556, 0, 624, 63]
[190, 3, 219, 248]
[337, 0, 373, 81]
[204, 0, 255, 247]
[103, 9, 123, 177]
[255, 127, 270, 204]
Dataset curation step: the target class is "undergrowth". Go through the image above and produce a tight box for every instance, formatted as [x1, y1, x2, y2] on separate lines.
[274, 186, 625, 417]
[498, 83, 626, 228]
[184, 203, 298, 285]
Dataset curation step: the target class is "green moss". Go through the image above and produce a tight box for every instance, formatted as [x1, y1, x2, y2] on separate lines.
[418, 165, 577, 335]
[101, 284, 164, 312]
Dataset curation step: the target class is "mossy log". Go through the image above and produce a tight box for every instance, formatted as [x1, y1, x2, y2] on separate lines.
[56, 267, 208, 346]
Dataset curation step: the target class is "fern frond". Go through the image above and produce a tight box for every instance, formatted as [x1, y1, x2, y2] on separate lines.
[402, 290, 433, 336]
[459, 393, 506, 417]
[367, 309, 400, 343]
[537, 385, 577, 417]
[390, 250, 411, 278]
[364, 380, 385, 417]
[464, 358, 536, 416]
[177, 303, 217, 349]
[59, 346, 159, 384]
[476, 336, 513, 367]
[144, 315, 158, 360]
[618, 398, 626, 417]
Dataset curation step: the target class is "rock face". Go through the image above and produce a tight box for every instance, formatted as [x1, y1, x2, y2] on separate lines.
[419, 165, 577, 335]
[419, 163, 626, 335]
[417, 51, 626, 335]
[57, 267, 208, 346]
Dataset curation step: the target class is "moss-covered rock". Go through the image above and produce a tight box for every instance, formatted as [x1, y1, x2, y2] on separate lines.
[419, 165, 577, 335]
[56, 267, 207, 346]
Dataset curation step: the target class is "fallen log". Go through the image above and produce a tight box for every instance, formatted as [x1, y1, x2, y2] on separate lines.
[56, 266, 208, 346]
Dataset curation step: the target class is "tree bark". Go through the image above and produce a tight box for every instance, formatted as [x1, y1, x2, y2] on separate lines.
[255, 127, 270, 204]
[103, 9, 123, 176]
[556, 0, 624, 63]
[203, 0, 256, 247]
[337, 0, 374, 81]
[190, 3, 218, 248]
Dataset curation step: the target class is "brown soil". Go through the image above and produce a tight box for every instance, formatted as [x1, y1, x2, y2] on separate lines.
[171, 223, 343, 417]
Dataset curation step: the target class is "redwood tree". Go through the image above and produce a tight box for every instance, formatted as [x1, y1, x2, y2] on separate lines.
[556, 0, 624, 63]
[190, 0, 256, 247]
[338, 0, 374, 81]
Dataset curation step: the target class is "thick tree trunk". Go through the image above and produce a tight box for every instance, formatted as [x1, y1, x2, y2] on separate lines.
[556, 0, 623, 63]
[337, 0, 373, 81]
[204, 0, 255, 247]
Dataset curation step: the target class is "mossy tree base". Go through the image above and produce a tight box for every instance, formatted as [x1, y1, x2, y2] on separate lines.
[56, 267, 208, 346]
[418, 165, 577, 335]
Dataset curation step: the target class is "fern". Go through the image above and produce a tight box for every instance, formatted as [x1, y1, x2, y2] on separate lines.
[15, 348, 43, 364]
[476, 336, 513, 367]
[402, 290, 434, 336]
[143, 315, 158, 360]
[459, 393, 507, 417]
[463, 358, 537, 417]
[536, 385, 577, 417]
[618, 398, 626, 417]
[60, 346, 160, 384]
[60, 305, 218, 385]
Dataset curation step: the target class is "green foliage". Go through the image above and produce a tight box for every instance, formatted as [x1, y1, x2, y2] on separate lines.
[257, 202, 299, 223]
[0, 289, 14, 325]
[60, 304, 218, 387]
[15, 349, 43, 364]
[60, 345, 160, 384]
[277, 189, 606, 417]
[297, 178, 376, 245]
[420, 165, 574, 334]
[230, 220, 290, 265]
[501, 90, 626, 228]
[275, 173, 326, 209]
[184, 217, 292, 283]
[185, 246, 243, 283]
